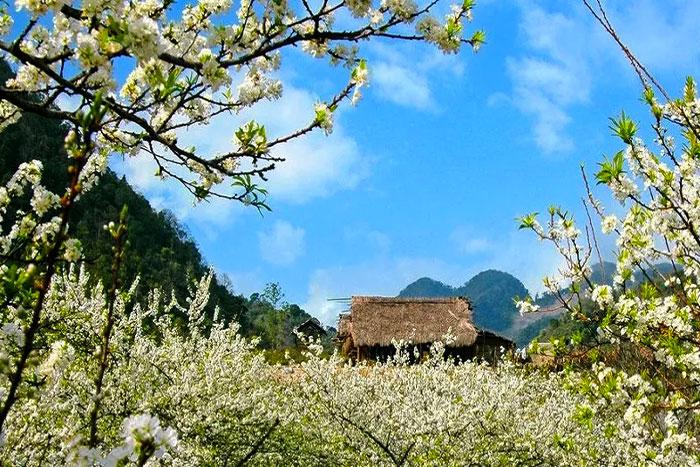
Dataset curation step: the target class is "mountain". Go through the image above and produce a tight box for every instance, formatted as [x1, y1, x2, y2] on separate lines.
[399, 260, 681, 347]
[0, 60, 320, 349]
[399, 270, 548, 345]
[398, 277, 456, 297]
[458, 270, 528, 332]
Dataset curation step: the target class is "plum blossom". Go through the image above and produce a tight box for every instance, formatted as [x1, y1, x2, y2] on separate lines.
[63, 238, 82, 262]
[591, 285, 613, 309]
[515, 299, 540, 315]
[30, 185, 60, 216]
[314, 102, 334, 135]
[601, 214, 618, 234]
[120, 414, 178, 460]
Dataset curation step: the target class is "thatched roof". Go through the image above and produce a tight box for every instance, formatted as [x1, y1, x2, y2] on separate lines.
[348, 296, 477, 347]
[295, 318, 327, 336]
[337, 313, 352, 337]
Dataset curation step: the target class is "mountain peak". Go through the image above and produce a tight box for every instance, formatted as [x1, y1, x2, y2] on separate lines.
[460, 270, 527, 299]
[463, 269, 524, 286]
[398, 277, 454, 298]
[398, 269, 529, 336]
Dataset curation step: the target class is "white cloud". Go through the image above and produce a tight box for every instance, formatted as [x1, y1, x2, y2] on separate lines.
[113, 154, 161, 194]
[55, 93, 81, 113]
[114, 82, 369, 229]
[605, 0, 700, 71]
[368, 43, 464, 111]
[218, 268, 265, 298]
[372, 62, 435, 110]
[504, 4, 591, 153]
[258, 220, 306, 266]
[504, 0, 700, 154]
[449, 227, 492, 254]
[365, 231, 392, 251]
[510, 57, 583, 105]
[512, 87, 574, 153]
[343, 225, 392, 253]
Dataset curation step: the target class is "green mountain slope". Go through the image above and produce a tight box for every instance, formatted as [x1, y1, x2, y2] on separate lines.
[399, 270, 535, 339]
[398, 261, 681, 347]
[0, 60, 319, 348]
[398, 277, 456, 297]
[458, 270, 528, 332]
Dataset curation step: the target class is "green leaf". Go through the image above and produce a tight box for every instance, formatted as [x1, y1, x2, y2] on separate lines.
[470, 29, 486, 47]
[194, 186, 209, 199]
[595, 151, 625, 185]
[609, 111, 637, 144]
[516, 212, 539, 230]
[684, 76, 696, 103]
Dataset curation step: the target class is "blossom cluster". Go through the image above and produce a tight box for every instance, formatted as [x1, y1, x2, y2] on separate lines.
[518, 78, 700, 456]
[3, 264, 688, 465]
[1, 0, 484, 206]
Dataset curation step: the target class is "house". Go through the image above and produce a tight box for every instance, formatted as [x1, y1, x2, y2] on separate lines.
[336, 296, 513, 363]
[294, 318, 328, 344]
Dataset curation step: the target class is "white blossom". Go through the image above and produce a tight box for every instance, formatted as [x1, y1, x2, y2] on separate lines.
[515, 299, 540, 315]
[591, 285, 613, 309]
[601, 214, 618, 234]
[63, 238, 82, 262]
[314, 102, 334, 135]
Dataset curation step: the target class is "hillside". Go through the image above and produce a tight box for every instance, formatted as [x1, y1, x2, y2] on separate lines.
[0, 61, 319, 348]
[399, 261, 681, 347]
[458, 270, 528, 332]
[399, 270, 557, 346]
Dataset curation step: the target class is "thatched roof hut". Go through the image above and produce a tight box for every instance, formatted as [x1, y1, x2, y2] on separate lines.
[337, 313, 353, 337]
[294, 318, 327, 338]
[347, 296, 478, 348]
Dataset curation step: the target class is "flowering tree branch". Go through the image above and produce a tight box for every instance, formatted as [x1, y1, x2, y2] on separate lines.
[0, 0, 484, 206]
[513, 0, 700, 454]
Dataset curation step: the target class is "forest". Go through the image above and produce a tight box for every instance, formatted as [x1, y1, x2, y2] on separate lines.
[1, 56, 334, 358]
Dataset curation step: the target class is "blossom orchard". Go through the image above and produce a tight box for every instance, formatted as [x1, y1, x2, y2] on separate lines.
[0, 0, 486, 462]
[516, 9, 700, 459]
[3, 262, 687, 465]
[5, 0, 697, 462]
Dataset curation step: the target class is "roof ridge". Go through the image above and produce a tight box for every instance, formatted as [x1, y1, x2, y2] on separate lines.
[352, 296, 469, 302]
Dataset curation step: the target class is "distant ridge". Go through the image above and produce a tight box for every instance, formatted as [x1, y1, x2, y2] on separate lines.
[398, 277, 455, 298]
[398, 261, 678, 347]
[399, 270, 537, 345]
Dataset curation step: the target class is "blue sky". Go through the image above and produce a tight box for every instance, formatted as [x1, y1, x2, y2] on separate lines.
[111, 0, 700, 325]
